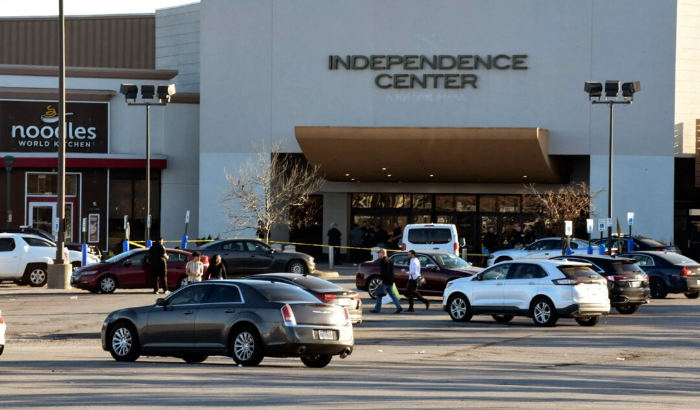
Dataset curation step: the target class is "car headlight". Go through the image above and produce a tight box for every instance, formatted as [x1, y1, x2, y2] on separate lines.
[445, 282, 453, 289]
[75, 270, 98, 277]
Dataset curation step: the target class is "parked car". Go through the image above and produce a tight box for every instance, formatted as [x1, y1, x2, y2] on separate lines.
[486, 237, 590, 266]
[0, 233, 100, 287]
[550, 255, 651, 314]
[246, 273, 362, 325]
[591, 235, 680, 254]
[356, 250, 482, 299]
[443, 260, 610, 327]
[102, 280, 354, 367]
[195, 239, 315, 276]
[400, 223, 463, 255]
[71, 248, 196, 293]
[618, 251, 700, 299]
[0, 309, 5, 356]
[0, 226, 103, 259]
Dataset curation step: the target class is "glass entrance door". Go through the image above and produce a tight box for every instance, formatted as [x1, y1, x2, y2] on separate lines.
[28, 202, 73, 241]
[28, 202, 55, 238]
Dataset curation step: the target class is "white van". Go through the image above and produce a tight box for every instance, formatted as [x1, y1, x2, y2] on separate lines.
[401, 223, 462, 255]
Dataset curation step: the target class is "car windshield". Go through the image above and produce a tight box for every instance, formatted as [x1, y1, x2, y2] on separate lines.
[433, 254, 471, 268]
[558, 265, 601, 279]
[104, 249, 143, 263]
[637, 237, 669, 247]
[255, 283, 323, 302]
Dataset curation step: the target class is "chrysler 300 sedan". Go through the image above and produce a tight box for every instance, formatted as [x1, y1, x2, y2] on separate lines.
[102, 280, 354, 368]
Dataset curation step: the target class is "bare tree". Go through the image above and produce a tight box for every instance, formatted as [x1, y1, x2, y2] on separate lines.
[525, 182, 604, 254]
[221, 141, 325, 242]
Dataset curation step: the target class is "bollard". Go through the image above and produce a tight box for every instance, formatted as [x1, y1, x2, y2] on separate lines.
[565, 247, 572, 255]
[329, 246, 335, 269]
[627, 238, 634, 253]
[123, 240, 129, 252]
[146, 239, 152, 248]
[598, 244, 606, 255]
[587, 245, 593, 254]
[81, 243, 87, 267]
[182, 234, 188, 249]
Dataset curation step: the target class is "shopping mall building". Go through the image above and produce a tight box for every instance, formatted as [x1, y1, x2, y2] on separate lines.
[1, 0, 699, 259]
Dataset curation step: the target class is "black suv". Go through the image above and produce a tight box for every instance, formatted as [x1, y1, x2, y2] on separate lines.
[551, 255, 651, 314]
[0, 227, 102, 259]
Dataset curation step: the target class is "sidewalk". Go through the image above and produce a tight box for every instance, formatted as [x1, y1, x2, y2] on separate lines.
[311, 262, 358, 278]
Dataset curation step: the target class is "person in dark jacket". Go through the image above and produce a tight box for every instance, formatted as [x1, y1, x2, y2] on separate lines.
[374, 225, 390, 248]
[482, 226, 498, 253]
[327, 222, 343, 265]
[370, 248, 403, 314]
[149, 237, 169, 294]
[205, 254, 227, 280]
[510, 223, 525, 250]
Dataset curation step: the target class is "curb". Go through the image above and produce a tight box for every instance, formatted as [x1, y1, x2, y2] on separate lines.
[311, 270, 340, 278]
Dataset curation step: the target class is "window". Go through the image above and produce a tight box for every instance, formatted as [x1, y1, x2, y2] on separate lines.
[205, 285, 243, 304]
[127, 252, 148, 266]
[255, 283, 321, 302]
[630, 255, 653, 266]
[27, 173, 78, 196]
[167, 285, 210, 306]
[482, 264, 509, 280]
[412, 194, 433, 210]
[417, 255, 432, 267]
[22, 237, 53, 247]
[245, 241, 271, 253]
[392, 254, 409, 266]
[407, 228, 452, 244]
[0, 238, 15, 252]
[221, 241, 242, 251]
[167, 252, 188, 263]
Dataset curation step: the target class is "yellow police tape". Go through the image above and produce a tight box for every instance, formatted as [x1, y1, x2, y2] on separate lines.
[127, 238, 488, 257]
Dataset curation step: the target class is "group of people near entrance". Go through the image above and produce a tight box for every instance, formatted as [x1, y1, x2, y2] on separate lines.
[370, 248, 429, 314]
[149, 237, 227, 294]
[342, 221, 404, 264]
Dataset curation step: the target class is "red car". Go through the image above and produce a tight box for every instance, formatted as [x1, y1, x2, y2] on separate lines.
[70, 248, 208, 294]
[356, 251, 482, 299]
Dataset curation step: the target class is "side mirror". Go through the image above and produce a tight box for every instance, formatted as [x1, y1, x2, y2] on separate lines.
[460, 238, 466, 248]
[426, 264, 438, 271]
[123, 260, 132, 267]
[156, 297, 165, 306]
[475, 273, 483, 281]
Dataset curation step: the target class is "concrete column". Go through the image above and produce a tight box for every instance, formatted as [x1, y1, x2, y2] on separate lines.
[47, 264, 72, 289]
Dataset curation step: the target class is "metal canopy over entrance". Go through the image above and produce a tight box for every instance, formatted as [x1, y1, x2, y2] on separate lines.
[295, 126, 563, 184]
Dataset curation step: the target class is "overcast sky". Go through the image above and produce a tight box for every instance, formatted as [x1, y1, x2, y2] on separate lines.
[0, 0, 199, 17]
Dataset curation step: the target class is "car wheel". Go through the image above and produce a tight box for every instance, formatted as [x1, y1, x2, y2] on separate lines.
[367, 276, 382, 299]
[448, 294, 473, 322]
[492, 314, 514, 323]
[650, 278, 668, 299]
[684, 292, 700, 299]
[230, 325, 264, 366]
[286, 260, 307, 274]
[98, 275, 117, 294]
[615, 304, 640, 314]
[532, 298, 558, 327]
[182, 355, 208, 364]
[575, 316, 601, 327]
[494, 256, 512, 264]
[23, 264, 48, 287]
[177, 275, 189, 288]
[108, 322, 140, 362]
[300, 354, 333, 368]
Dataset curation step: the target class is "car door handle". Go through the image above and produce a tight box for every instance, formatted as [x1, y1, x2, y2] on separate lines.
[496, 283, 504, 286]
[225, 309, 236, 313]
[544, 252, 549, 255]
[183, 310, 195, 315]
[528, 282, 536, 285]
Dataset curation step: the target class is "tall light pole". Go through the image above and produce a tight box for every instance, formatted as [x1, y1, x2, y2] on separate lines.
[119, 84, 176, 244]
[584, 80, 641, 254]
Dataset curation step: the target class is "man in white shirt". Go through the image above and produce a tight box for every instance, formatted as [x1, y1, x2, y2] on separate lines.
[405, 250, 429, 312]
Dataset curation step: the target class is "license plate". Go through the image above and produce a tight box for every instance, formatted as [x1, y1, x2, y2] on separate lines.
[337, 298, 352, 306]
[318, 330, 335, 340]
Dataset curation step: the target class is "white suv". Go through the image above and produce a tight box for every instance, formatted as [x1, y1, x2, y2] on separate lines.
[443, 260, 610, 327]
[0, 233, 99, 287]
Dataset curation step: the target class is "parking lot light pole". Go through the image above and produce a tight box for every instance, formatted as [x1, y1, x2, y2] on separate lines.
[584, 80, 641, 254]
[119, 84, 176, 244]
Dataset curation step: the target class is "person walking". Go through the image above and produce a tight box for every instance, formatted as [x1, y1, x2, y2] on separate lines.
[404, 250, 430, 312]
[327, 222, 343, 265]
[205, 254, 227, 280]
[349, 223, 365, 266]
[370, 248, 403, 314]
[185, 250, 204, 284]
[149, 236, 169, 294]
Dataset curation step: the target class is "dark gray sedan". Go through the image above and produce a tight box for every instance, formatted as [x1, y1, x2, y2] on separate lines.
[195, 239, 315, 276]
[102, 280, 354, 368]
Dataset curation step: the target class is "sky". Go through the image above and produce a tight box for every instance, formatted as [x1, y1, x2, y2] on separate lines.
[0, 0, 200, 17]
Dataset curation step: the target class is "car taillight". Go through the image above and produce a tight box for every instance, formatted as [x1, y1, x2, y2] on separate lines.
[552, 278, 580, 285]
[343, 307, 352, 327]
[454, 242, 459, 254]
[315, 293, 336, 302]
[351, 293, 361, 300]
[402, 243, 406, 251]
[605, 275, 628, 282]
[656, 248, 664, 252]
[680, 267, 691, 277]
[281, 304, 296, 326]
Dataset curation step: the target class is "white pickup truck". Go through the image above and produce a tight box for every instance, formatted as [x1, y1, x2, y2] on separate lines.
[0, 233, 99, 287]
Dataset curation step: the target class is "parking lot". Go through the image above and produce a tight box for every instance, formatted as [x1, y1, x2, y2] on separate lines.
[2, 267, 700, 409]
